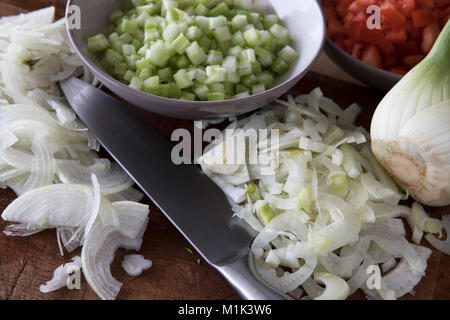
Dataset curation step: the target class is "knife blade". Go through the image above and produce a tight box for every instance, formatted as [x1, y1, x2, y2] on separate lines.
[60, 77, 287, 300]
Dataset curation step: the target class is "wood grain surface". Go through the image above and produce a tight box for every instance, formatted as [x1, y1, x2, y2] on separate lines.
[0, 0, 448, 300]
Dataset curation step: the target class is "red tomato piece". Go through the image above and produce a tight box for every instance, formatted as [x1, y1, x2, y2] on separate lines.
[381, 2, 407, 27]
[386, 29, 408, 43]
[421, 22, 440, 53]
[412, 9, 435, 27]
[361, 45, 383, 68]
[404, 54, 425, 67]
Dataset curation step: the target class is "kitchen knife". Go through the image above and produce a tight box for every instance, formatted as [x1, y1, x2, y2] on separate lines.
[60, 77, 288, 300]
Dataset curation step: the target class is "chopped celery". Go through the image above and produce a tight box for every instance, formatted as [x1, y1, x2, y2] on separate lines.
[231, 15, 248, 31]
[174, 69, 194, 89]
[185, 26, 203, 41]
[271, 57, 289, 74]
[252, 83, 265, 95]
[206, 66, 227, 83]
[278, 45, 298, 64]
[147, 42, 171, 67]
[214, 26, 232, 42]
[171, 33, 190, 54]
[209, 3, 231, 17]
[87, 34, 110, 52]
[186, 41, 207, 65]
[207, 92, 225, 101]
[88, 0, 297, 100]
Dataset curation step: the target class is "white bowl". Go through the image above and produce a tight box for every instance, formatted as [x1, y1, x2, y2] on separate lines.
[67, 0, 326, 119]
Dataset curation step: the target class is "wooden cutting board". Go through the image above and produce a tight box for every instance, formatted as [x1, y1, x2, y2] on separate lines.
[0, 0, 448, 300]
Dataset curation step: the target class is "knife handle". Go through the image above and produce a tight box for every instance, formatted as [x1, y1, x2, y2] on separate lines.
[215, 253, 290, 300]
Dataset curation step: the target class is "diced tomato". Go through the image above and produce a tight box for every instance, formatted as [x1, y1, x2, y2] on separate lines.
[421, 23, 440, 53]
[352, 11, 366, 22]
[412, 9, 435, 27]
[434, 0, 450, 8]
[360, 27, 395, 54]
[404, 54, 425, 67]
[386, 29, 408, 43]
[323, 0, 445, 74]
[383, 54, 398, 69]
[361, 45, 383, 68]
[351, 43, 364, 58]
[389, 68, 408, 75]
[356, 0, 377, 7]
[327, 19, 346, 39]
[417, 0, 435, 8]
[381, 2, 407, 27]
[399, 0, 416, 16]
[394, 41, 422, 57]
[348, 1, 364, 13]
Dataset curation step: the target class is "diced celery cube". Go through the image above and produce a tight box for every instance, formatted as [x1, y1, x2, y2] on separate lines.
[272, 57, 289, 74]
[159, 67, 173, 81]
[222, 55, 237, 73]
[231, 31, 246, 47]
[186, 26, 203, 41]
[252, 83, 265, 95]
[206, 50, 223, 65]
[207, 92, 225, 101]
[213, 26, 232, 42]
[255, 46, 273, 66]
[171, 33, 190, 54]
[121, 19, 138, 35]
[242, 74, 258, 87]
[241, 48, 256, 63]
[174, 69, 194, 89]
[122, 44, 136, 56]
[186, 41, 207, 66]
[243, 27, 262, 47]
[163, 22, 181, 42]
[263, 14, 279, 29]
[129, 76, 143, 90]
[195, 4, 209, 16]
[231, 15, 248, 31]
[195, 68, 207, 82]
[105, 49, 124, 65]
[87, 34, 110, 52]
[270, 24, 289, 42]
[180, 92, 196, 100]
[205, 66, 227, 83]
[113, 63, 127, 76]
[209, 3, 230, 17]
[145, 27, 160, 42]
[143, 76, 160, 91]
[209, 16, 227, 30]
[238, 60, 252, 76]
[226, 72, 240, 84]
[194, 85, 209, 100]
[278, 45, 298, 64]
[147, 42, 171, 67]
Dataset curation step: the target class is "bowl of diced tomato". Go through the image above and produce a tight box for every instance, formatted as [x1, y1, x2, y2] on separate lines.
[322, 0, 450, 91]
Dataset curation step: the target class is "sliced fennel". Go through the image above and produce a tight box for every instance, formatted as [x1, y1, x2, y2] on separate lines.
[200, 89, 443, 299]
[0, 8, 150, 301]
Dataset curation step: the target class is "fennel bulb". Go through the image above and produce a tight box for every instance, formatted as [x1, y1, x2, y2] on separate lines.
[371, 21, 450, 206]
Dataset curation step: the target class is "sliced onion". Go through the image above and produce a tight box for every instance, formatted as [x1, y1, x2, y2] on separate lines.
[40, 256, 81, 293]
[425, 214, 450, 255]
[81, 201, 149, 300]
[313, 272, 350, 300]
[121, 254, 152, 277]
